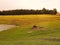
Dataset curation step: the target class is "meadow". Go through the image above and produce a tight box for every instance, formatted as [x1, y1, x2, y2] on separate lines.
[0, 14, 60, 45]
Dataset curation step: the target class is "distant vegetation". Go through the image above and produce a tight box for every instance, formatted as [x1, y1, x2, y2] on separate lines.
[0, 8, 57, 15]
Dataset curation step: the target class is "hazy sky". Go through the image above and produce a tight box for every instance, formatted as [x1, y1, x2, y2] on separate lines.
[0, 0, 60, 12]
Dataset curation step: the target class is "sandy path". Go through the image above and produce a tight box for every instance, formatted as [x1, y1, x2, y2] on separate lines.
[0, 24, 16, 31]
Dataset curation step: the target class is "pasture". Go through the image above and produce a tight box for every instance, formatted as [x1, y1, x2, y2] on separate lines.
[0, 15, 60, 45]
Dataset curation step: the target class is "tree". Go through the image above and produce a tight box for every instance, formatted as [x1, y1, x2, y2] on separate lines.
[53, 8, 57, 14]
[0, 8, 58, 15]
[42, 8, 47, 14]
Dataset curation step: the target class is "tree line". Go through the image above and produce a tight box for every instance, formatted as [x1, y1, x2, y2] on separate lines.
[0, 8, 57, 15]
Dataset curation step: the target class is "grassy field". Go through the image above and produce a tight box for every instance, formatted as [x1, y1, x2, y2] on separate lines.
[0, 15, 60, 45]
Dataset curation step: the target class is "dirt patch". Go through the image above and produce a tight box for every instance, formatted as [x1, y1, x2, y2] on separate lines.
[0, 24, 17, 31]
[31, 25, 46, 30]
[30, 37, 60, 42]
[56, 19, 60, 20]
[42, 37, 60, 41]
[43, 38, 60, 41]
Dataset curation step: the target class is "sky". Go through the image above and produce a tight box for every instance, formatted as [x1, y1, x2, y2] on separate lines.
[0, 0, 60, 12]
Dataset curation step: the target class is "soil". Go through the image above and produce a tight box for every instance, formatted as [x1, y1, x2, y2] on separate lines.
[31, 25, 45, 30]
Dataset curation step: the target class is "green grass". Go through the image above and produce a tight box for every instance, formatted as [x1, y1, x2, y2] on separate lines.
[0, 15, 60, 45]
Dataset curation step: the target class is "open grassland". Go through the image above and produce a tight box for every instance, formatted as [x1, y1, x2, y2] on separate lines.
[0, 15, 60, 45]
